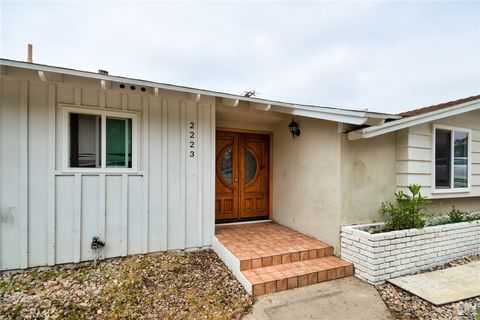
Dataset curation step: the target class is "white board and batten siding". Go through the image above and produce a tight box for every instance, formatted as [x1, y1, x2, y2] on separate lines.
[0, 73, 215, 271]
[396, 111, 480, 198]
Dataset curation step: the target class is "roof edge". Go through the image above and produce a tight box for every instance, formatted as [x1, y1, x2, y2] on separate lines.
[0, 58, 399, 125]
[347, 98, 480, 140]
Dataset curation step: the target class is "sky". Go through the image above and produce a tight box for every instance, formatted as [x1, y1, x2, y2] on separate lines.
[1, 1, 479, 114]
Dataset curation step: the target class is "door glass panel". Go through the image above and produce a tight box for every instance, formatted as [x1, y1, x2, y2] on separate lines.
[245, 150, 257, 184]
[220, 147, 232, 184]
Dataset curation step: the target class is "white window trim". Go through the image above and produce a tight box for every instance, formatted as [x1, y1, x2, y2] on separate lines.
[61, 105, 139, 173]
[431, 124, 472, 194]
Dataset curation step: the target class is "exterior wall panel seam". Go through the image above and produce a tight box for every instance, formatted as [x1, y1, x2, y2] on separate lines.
[20, 80, 29, 268]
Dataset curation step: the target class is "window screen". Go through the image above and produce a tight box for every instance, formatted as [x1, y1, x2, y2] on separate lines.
[70, 113, 101, 168]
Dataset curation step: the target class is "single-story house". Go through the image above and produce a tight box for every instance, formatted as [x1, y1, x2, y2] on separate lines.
[1, 58, 479, 273]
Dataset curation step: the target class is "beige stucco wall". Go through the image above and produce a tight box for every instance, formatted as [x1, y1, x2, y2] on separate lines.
[339, 121, 479, 233]
[272, 117, 342, 253]
[428, 198, 480, 215]
[215, 101, 479, 255]
[340, 132, 398, 229]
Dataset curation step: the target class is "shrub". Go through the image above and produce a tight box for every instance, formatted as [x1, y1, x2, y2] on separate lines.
[447, 206, 467, 223]
[380, 184, 430, 231]
[446, 206, 480, 223]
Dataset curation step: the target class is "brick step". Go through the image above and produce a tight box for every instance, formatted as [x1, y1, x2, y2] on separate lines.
[242, 256, 354, 297]
[215, 222, 335, 271]
[239, 245, 334, 270]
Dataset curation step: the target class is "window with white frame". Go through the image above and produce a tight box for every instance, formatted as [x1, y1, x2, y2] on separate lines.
[65, 107, 137, 171]
[434, 126, 470, 190]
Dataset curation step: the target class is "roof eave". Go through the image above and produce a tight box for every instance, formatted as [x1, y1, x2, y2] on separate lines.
[347, 98, 480, 140]
[0, 58, 398, 126]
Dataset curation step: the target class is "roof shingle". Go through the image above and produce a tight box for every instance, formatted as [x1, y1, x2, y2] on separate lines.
[399, 94, 480, 117]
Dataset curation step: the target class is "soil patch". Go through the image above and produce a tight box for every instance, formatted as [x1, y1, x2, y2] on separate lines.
[0, 250, 253, 319]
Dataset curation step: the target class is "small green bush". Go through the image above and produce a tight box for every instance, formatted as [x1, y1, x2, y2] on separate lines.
[380, 184, 430, 231]
[447, 206, 480, 223]
[447, 206, 467, 223]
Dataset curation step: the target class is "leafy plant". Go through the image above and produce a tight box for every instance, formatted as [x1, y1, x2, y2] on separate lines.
[447, 206, 467, 223]
[380, 184, 430, 231]
[447, 206, 480, 223]
[447, 206, 465, 223]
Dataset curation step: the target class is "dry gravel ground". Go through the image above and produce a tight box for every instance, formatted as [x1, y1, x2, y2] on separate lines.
[377, 254, 480, 320]
[0, 249, 253, 319]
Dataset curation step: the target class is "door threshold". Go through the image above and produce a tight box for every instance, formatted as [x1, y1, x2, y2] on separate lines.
[215, 219, 272, 226]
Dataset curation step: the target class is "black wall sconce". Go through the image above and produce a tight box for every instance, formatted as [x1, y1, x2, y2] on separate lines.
[288, 119, 301, 138]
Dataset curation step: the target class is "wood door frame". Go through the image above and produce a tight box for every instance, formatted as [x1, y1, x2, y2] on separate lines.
[216, 127, 273, 221]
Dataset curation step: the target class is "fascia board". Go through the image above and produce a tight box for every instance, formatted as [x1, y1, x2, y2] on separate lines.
[348, 99, 480, 140]
[1, 58, 398, 124]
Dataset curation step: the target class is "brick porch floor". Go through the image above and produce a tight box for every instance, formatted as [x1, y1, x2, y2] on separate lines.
[214, 222, 354, 297]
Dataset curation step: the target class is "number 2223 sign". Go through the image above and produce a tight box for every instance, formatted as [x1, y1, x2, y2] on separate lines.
[189, 122, 195, 157]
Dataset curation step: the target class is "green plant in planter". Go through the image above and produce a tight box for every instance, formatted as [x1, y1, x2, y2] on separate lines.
[447, 206, 480, 223]
[380, 184, 430, 231]
[448, 206, 467, 223]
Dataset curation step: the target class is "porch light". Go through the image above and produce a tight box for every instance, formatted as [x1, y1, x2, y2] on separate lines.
[288, 119, 301, 138]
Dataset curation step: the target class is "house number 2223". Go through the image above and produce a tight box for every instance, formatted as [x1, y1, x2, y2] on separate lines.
[189, 121, 195, 157]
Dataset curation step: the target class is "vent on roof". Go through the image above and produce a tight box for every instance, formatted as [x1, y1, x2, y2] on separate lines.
[98, 69, 108, 75]
[27, 44, 33, 63]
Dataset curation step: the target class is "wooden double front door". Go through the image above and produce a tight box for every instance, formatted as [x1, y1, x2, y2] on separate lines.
[215, 130, 270, 222]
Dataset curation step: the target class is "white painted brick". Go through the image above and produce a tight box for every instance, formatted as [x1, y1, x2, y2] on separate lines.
[365, 262, 380, 271]
[391, 271, 406, 278]
[384, 266, 396, 274]
[367, 257, 385, 265]
[371, 247, 384, 253]
[360, 238, 370, 245]
[406, 241, 416, 247]
[341, 222, 480, 284]
[383, 233, 396, 240]
[385, 255, 396, 262]
[379, 240, 391, 246]
[405, 251, 417, 258]
[405, 229, 419, 236]
[385, 245, 396, 251]
[393, 230, 407, 238]
[399, 236, 412, 243]
[367, 240, 380, 248]
[390, 260, 401, 267]
[378, 251, 391, 258]
[391, 238, 403, 245]
[379, 262, 390, 269]
[415, 260, 426, 267]
[371, 234, 386, 241]
[363, 250, 377, 259]
[396, 264, 408, 271]
[378, 274, 390, 281]
[414, 234, 428, 240]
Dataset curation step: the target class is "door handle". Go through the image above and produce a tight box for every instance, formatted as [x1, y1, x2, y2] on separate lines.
[234, 178, 239, 182]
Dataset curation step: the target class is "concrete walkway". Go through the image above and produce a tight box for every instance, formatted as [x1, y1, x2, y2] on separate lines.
[244, 277, 393, 320]
[389, 261, 480, 306]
